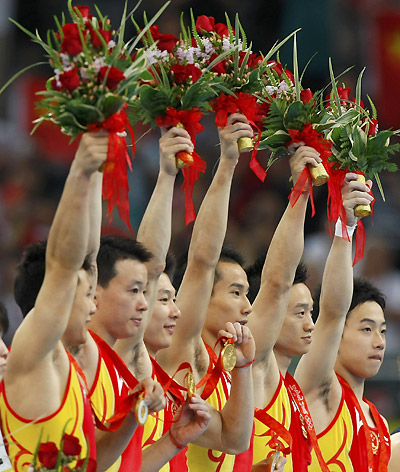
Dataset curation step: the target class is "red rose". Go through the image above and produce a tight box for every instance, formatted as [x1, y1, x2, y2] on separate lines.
[74, 5, 90, 18]
[63, 433, 82, 456]
[196, 15, 215, 33]
[214, 23, 230, 37]
[267, 60, 283, 76]
[284, 69, 294, 83]
[76, 458, 97, 472]
[368, 118, 378, 136]
[61, 23, 84, 56]
[337, 86, 351, 102]
[300, 88, 313, 104]
[171, 64, 202, 84]
[239, 52, 262, 69]
[90, 29, 112, 49]
[149, 25, 177, 52]
[98, 66, 125, 91]
[38, 442, 59, 469]
[209, 54, 227, 75]
[59, 68, 81, 91]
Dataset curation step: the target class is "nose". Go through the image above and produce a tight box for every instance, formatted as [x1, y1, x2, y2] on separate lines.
[242, 296, 252, 316]
[304, 313, 315, 333]
[170, 301, 181, 319]
[0, 339, 8, 359]
[138, 292, 148, 312]
[374, 331, 385, 350]
[89, 298, 96, 316]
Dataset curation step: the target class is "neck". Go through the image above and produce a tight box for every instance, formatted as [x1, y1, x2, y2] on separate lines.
[273, 348, 292, 377]
[335, 364, 365, 401]
[201, 328, 218, 353]
[88, 322, 116, 347]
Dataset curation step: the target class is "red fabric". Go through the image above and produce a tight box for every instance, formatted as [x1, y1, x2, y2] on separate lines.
[87, 108, 134, 231]
[155, 107, 206, 225]
[284, 373, 329, 472]
[287, 123, 333, 218]
[338, 375, 391, 472]
[211, 93, 267, 182]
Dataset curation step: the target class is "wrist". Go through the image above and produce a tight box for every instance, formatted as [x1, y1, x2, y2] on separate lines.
[169, 428, 186, 450]
[335, 218, 357, 239]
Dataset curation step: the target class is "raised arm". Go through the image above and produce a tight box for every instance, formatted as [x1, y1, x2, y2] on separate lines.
[8, 133, 108, 375]
[248, 147, 319, 367]
[159, 114, 253, 370]
[295, 173, 373, 425]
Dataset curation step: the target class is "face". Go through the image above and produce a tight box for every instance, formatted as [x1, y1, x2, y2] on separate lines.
[205, 261, 252, 337]
[275, 283, 314, 358]
[64, 270, 96, 347]
[336, 301, 386, 379]
[94, 258, 148, 341]
[144, 273, 181, 356]
[0, 331, 8, 379]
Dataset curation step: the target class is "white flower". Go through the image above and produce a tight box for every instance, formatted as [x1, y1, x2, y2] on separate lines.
[193, 47, 210, 62]
[278, 80, 291, 93]
[265, 85, 278, 96]
[144, 47, 169, 66]
[200, 38, 216, 55]
[80, 67, 90, 80]
[107, 40, 116, 50]
[222, 38, 233, 51]
[92, 56, 106, 73]
[176, 46, 195, 64]
[59, 53, 71, 68]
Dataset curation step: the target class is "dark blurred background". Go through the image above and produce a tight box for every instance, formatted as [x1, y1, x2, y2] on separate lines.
[1, 0, 400, 427]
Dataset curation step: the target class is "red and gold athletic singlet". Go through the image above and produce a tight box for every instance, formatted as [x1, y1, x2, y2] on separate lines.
[88, 331, 142, 472]
[309, 375, 391, 472]
[0, 354, 96, 472]
[253, 373, 293, 470]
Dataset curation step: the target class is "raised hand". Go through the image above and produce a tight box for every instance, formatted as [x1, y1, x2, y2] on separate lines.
[341, 172, 373, 226]
[159, 126, 194, 176]
[218, 113, 253, 162]
[252, 453, 287, 471]
[218, 322, 255, 367]
[288, 144, 322, 187]
[74, 132, 109, 176]
[168, 394, 211, 447]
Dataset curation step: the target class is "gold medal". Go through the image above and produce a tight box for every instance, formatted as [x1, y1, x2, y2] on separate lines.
[135, 392, 148, 426]
[269, 450, 281, 471]
[187, 370, 196, 398]
[221, 342, 236, 372]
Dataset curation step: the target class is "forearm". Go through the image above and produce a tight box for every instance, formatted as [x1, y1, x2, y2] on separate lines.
[95, 413, 137, 471]
[46, 163, 92, 272]
[141, 432, 182, 472]
[87, 171, 103, 262]
[137, 171, 176, 278]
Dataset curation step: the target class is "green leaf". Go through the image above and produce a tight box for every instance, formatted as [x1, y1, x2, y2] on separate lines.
[0, 62, 47, 95]
[102, 94, 126, 117]
[293, 33, 301, 100]
[65, 101, 103, 125]
[263, 28, 301, 62]
[355, 67, 365, 108]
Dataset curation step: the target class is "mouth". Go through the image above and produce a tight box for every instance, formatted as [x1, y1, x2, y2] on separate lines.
[369, 355, 383, 362]
[238, 320, 248, 326]
[164, 323, 176, 334]
[301, 336, 312, 344]
[131, 318, 142, 326]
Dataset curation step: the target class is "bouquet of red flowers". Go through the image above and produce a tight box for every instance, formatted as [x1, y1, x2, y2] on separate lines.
[2, 0, 169, 230]
[29, 431, 96, 472]
[129, 15, 230, 224]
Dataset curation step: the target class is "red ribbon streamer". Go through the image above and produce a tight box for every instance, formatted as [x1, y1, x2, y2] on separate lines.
[211, 93, 267, 182]
[87, 108, 134, 231]
[338, 375, 390, 472]
[287, 123, 333, 217]
[155, 107, 206, 225]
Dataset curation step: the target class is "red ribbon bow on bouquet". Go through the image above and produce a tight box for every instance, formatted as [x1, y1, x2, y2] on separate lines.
[287, 123, 333, 217]
[327, 167, 375, 266]
[155, 107, 206, 225]
[87, 106, 134, 231]
[211, 93, 267, 182]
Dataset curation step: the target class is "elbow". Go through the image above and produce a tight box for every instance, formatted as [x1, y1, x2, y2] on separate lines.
[222, 437, 251, 455]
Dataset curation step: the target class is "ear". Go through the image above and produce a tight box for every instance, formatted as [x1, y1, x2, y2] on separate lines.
[94, 286, 103, 307]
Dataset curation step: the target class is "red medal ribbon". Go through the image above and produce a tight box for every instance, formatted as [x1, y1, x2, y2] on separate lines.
[87, 107, 134, 231]
[254, 407, 292, 457]
[88, 331, 140, 432]
[211, 93, 267, 182]
[150, 357, 191, 403]
[201, 339, 234, 400]
[285, 373, 330, 472]
[155, 107, 206, 225]
[338, 375, 390, 472]
[287, 123, 333, 218]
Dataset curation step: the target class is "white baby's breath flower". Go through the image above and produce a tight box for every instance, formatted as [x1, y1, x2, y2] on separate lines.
[107, 40, 116, 50]
[92, 56, 106, 73]
[200, 38, 216, 55]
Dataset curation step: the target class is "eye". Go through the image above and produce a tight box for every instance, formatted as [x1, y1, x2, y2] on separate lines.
[159, 297, 168, 303]
[233, 290, 240, 296]
[362, 327, 371, 332]
[130, 288, 139, 294]
[297, 311, 305, 316]
[381, 329, 387, 335]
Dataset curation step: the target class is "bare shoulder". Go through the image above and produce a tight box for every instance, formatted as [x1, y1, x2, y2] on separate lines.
[389, 432, 400, 472]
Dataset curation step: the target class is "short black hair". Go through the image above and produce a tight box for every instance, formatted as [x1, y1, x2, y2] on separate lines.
[173, 246, 245, 292]
[14, 240, 94, 317]
[0, 300, 9, 334]
[97, 235, 153, 288]
[246, 258, 308, 304]
[313, 277, 386, 321]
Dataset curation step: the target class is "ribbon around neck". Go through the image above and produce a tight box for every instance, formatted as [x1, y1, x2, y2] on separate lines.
[155, 107, 206, 225]
[211, 93, 267, 182]
[87, 107, 134, 231]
